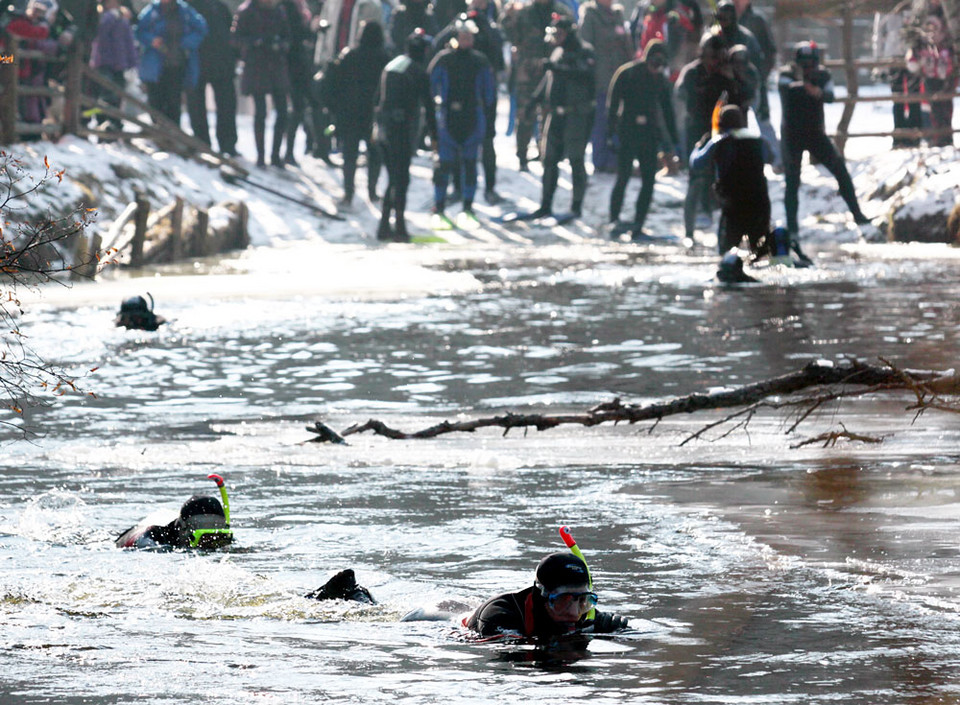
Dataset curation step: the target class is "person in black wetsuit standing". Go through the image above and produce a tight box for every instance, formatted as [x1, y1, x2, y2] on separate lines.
[464, 552, 629, 639]
[526, 13, 596, 219]
[779, 41, 871, 238]
[375, 30, 439, 241]
[326, 20, 391, 205]
[428, 17, 496, 222]
[606, 40, 679, 240]
[689, 104, 770, 255]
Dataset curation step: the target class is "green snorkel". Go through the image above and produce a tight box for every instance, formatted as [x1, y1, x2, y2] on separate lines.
[208, 473, 230, 525]
[559, 525, 596, 620]
[187, 474, 233, 549]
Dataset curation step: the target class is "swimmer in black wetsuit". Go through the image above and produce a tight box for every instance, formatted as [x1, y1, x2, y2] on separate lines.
[116, 475, 376, 603]
[464, 552, 629, 639]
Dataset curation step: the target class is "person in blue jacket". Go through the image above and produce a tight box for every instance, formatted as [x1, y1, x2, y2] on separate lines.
[136, 0, 207, 125]
[428, 16, 496, 222]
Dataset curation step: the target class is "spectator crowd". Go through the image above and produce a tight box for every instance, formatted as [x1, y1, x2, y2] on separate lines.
[0, 0, 954, 260]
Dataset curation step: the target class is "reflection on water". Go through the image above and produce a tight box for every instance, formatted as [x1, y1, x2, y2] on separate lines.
[3, 243, 960, 702]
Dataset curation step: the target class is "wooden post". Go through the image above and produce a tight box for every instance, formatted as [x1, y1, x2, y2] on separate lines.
[235, 201, 249, 249]
[131, 193, 149, 267]
[70, 233, 88, 281]
[169, 196, 184, 262]
[62, 42, 83, 136]
[834, 1, 859, 155]
[79, 232, 103, 280]
[194, 208, 209, 257]
[0, 37, 18, 145]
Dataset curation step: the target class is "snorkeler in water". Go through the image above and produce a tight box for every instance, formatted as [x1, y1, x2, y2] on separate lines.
[115, 474, 234, 550]
[115, 474, 376, 603]
[463, 551, 630, 639]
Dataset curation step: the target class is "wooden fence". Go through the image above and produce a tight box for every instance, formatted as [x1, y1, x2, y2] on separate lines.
[0, 36, 242, 171]
[821, 4, 960, 153]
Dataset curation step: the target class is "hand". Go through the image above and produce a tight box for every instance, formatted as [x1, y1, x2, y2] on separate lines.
[803, 82, 823, 99]
[592, 612, 629, 632]
[151, 37, 165, 50]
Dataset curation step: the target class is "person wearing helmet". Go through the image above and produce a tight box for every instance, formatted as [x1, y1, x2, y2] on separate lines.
[778, 41, 872, 237]
[427, 17, 496, 223]
[523, 13, 596, 219]
[463, 552, 630, 638]
[606, 39, 679, 240]
[375, 29, 439, 241]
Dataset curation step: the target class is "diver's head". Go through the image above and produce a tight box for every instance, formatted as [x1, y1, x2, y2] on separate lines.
[535, 552, 596, 624]
[177, 495, 232, 549]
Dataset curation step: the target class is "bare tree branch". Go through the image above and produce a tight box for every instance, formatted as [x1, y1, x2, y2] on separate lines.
[305, 359, 959, 444]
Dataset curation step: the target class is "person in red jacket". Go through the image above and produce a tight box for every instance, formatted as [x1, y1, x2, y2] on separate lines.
[6, 0, 61, 124]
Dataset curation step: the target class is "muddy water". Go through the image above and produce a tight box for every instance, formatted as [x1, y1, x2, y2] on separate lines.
[2, 242, 960, 704]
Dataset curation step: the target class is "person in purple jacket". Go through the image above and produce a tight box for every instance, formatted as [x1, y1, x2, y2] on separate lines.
[89, 0, 138, 131]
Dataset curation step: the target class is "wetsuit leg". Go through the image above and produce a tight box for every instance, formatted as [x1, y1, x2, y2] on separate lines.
[634, 139, 659, 229]
[433, 131, 459, 210]
[366, 129, 382, 200]
[483, 102, 497, 191]
[214, 77, 238, 155]
[515, 82, 538, 166]
[609, 134, 634, 222]
[271, 91, 289, 164]
[186, 79, 210, 145]
[684, 167, 710, 238]
[341, 127, 362, 201]
[539, 116, 563, 212]
[807, 133, 865, 222]
[717, 211, 733, 253]
[781, 136, 803, 234]
[253, 94, 267, 165]
[285, 88, 306, 160]
[395, 137, 413, 237]
[567, 115, 591, 214]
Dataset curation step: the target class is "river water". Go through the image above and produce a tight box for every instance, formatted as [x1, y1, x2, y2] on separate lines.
[2, 239, 960, 704]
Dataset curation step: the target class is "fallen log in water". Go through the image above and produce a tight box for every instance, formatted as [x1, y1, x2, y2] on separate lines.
[304, 358, 959, 444]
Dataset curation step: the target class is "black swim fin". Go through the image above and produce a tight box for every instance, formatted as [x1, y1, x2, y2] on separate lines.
[305, 569, 376, 604]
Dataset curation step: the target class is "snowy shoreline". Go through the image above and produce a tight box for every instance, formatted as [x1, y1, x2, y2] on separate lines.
[8, 86, 959, 291]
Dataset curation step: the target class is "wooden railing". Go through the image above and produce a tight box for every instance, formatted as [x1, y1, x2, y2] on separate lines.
[0, 35, 244, 174]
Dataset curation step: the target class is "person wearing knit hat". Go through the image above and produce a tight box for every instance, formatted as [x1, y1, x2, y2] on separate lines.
[463, 551, 630, 638]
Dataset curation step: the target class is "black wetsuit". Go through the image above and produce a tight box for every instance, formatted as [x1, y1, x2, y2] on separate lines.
[327, 30, 390, 201]
[607, 58, 679, 229]
[529, 33, 596, 215]
[464, 585, 629, 639]
[778, 63, 866, 234]
[375, 53, 438, 239]
[675, 59, 743, 237]
[434, 10, 505, 195]
[691, 128, 771, 253]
